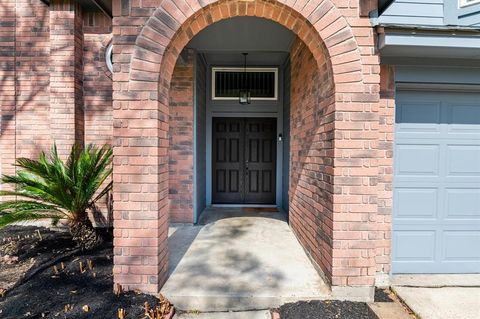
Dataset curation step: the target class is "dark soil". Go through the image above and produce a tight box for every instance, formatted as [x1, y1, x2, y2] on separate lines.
[277, 300, 377, 319]
[0, 226, 170, 319]
[374, 288, 394, 302]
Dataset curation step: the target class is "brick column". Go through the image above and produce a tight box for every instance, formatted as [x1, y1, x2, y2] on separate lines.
[50, 0, 84, 156]
[112, 0, 169, 293]
[375, 65, 395, 287]
[0, 0, 16, 181]
[169, 50, 195, 223]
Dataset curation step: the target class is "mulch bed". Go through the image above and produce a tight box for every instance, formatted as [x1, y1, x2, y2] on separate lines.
[0, 226, 172, 319]
[374, 288, 394, 303]
[276, 300, 378, 319]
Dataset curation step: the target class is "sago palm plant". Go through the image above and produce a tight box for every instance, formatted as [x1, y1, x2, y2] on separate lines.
[0, 144, 113, 250]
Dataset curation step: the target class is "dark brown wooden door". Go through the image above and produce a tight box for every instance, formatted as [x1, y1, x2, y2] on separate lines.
[212, 118, 244, 203]
[212, 117, 276, 204]
[244, 118, 276, 204]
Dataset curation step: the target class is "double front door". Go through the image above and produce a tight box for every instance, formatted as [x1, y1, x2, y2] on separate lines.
[212, 117, 276, 204]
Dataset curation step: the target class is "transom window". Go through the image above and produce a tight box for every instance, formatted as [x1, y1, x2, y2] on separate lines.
[212, 67, 278, 101]
[459, 0, 480, 7]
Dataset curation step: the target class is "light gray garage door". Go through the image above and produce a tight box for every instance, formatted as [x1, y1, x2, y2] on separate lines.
[393, 90, 480, 273]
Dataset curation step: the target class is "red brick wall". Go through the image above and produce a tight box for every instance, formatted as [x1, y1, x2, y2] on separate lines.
[0, 1, 114, 220]
[168, 50, 194, 223]
[0, 0, 17, 180]
[0, 2, 115, 167]
[83, 26, 113, 147]
[83, 13, 114, 224]
[289, 37, 336, 283]
[84, 11, 112, 34]
[1, 0, 384, 298]
[16, 0, 51, 159]
[107, 0, 382, 296]
[50, 0, 84, 156]
[0, 0, 51, 181]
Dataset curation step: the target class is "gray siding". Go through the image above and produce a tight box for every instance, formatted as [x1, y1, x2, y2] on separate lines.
[396, 65, 480, 85]
[379, 0, 444, 26]
[195, 54, 207, 222]
[378, 0, 480, 27]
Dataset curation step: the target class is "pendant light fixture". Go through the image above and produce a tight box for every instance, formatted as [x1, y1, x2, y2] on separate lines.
[239, 53, 251, 105]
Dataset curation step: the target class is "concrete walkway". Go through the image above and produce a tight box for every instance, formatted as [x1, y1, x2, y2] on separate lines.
[174, 310, 270, 319]
[393, 275, 480, 319]
[161, 207, 329, 311]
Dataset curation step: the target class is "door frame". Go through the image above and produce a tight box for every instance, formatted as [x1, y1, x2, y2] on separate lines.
[206, 112, 283, 208]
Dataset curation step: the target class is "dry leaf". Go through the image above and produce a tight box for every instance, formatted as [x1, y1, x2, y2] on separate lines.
[114, 283, 122, 296]
[82, 305, 90, 312]
[118, 308, 126, 319]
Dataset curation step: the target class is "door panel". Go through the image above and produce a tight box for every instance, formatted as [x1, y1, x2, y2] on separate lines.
[212, 117, 276, 204]
[212, 118, 244, 203]
[245, 118, 276, 204]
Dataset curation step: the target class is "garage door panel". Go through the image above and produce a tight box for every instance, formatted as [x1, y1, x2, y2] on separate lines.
[394, 231, 436, 261]
[396, 101, 441, 124]
[394, 188, 438, 220]
[395, 144, 440, 176]
[443, 231, 480, 261]
[446, 145, 480, 177]
[447, 103, 480, 126]
[393, 90, 480, 274]
[445, 188, 480, 220]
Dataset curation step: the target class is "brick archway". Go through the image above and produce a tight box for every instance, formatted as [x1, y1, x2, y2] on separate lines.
[113, 0, 380, 297]
[136, 0, 365, 91]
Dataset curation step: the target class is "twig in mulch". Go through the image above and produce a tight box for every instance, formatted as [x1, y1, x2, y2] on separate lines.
[3, 247, 81, 297]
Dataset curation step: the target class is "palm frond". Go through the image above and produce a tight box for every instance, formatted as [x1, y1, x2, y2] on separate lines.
[0, 200, 64, 228]
[0, 143, 113, 228]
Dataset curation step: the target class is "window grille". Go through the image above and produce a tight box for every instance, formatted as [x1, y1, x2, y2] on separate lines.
[212, 68, 278, 100]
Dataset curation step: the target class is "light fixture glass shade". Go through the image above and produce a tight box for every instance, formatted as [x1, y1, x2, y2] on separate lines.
[239, 90, 251, 105]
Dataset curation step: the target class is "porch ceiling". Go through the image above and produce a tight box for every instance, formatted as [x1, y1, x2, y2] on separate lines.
[201, 52, 290, 66]
[186, 16, 295, 65]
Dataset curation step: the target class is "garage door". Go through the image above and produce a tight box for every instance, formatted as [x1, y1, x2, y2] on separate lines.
[393, 91, 480, 273]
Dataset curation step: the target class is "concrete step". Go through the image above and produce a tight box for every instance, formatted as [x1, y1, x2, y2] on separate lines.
[392, 274, 480, 287]
[174, 310, 271, 319]
[166, 294, 328, 312]
[368, 302, 414, 319]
